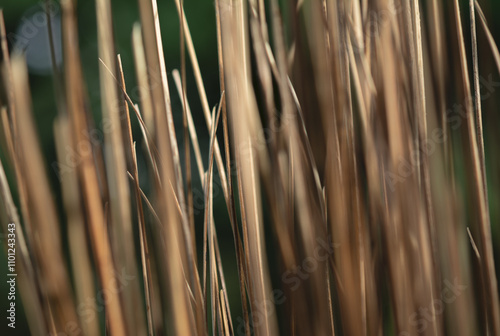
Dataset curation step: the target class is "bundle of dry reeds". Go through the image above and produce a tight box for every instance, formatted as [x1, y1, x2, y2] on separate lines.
[1, 0, 500, 335]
